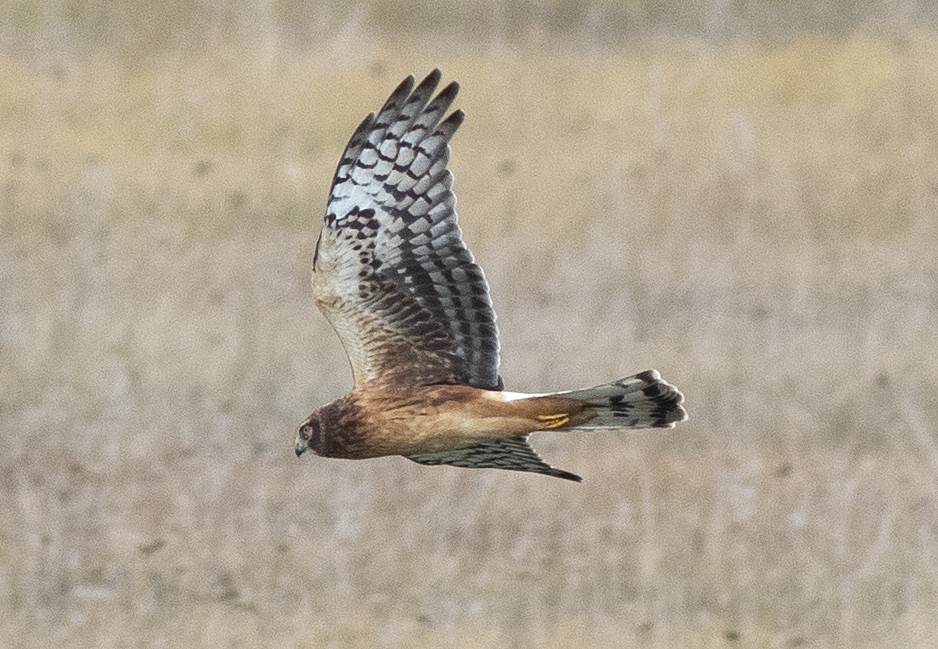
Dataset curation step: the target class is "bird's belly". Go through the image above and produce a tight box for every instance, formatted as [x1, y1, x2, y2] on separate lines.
[351, 386, 542, 457]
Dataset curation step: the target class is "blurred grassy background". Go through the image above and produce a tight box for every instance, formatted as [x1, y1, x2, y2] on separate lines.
[3, 1, 938, 647]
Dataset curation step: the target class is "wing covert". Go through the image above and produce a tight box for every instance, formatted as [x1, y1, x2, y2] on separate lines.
[313, 70, 501, 390]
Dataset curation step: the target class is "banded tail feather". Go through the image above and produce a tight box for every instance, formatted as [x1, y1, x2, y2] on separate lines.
[547, 369, 687, 430]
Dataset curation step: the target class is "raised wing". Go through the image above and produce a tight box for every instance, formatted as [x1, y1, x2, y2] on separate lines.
[407, 437, 582, 482]
[313, 70, 501, 390]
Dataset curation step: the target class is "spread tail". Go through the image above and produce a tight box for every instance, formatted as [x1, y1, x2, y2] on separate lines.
[551, 369, 687, 429]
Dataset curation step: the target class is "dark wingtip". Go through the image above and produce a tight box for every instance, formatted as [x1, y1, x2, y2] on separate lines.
[420, 68, 443, 88]
[444, 109, 466, 130]
[382, 74, 416, 110]
[550, 468, 583, 482]
[440, 79, 460, 97]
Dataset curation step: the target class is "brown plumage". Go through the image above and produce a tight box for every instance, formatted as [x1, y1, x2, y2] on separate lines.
[300, 386, 596, 459]
[295, 70, 687, 481]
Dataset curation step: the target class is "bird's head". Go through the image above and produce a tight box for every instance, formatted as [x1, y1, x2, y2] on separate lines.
[294, 412, 322, 457]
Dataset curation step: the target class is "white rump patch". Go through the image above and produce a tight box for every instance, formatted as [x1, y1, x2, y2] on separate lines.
[488, 391, 548, 402]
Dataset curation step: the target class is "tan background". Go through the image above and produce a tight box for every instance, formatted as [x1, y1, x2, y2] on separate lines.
[2, 2, 938, 647]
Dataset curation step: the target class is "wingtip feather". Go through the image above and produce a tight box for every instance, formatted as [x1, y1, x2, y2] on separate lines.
[551, 468, 584, 482]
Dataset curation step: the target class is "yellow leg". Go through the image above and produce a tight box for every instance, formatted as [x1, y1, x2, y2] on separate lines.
[536, 413, 570, 429]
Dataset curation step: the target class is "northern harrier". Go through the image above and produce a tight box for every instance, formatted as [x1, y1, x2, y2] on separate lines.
[295, 70, 687, 481]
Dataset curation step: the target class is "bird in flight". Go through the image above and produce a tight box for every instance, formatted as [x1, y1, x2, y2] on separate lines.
[295, 70, 687, 481]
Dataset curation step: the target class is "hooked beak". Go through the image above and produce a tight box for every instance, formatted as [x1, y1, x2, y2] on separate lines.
[294, 437, 308, 457]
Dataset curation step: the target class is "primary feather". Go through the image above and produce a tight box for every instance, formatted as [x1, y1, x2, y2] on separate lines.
[313, 69, 501, 390]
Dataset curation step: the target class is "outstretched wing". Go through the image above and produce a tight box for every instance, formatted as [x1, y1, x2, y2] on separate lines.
[406, 437, 582, 482]
[313, 69, 501, 390]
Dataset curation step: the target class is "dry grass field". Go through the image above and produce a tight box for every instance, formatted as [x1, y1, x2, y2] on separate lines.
[2, 5, 938, 647]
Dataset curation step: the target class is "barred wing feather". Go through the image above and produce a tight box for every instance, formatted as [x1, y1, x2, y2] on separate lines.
[313, 70, 502, 390]
[407, 437, 582, 482]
